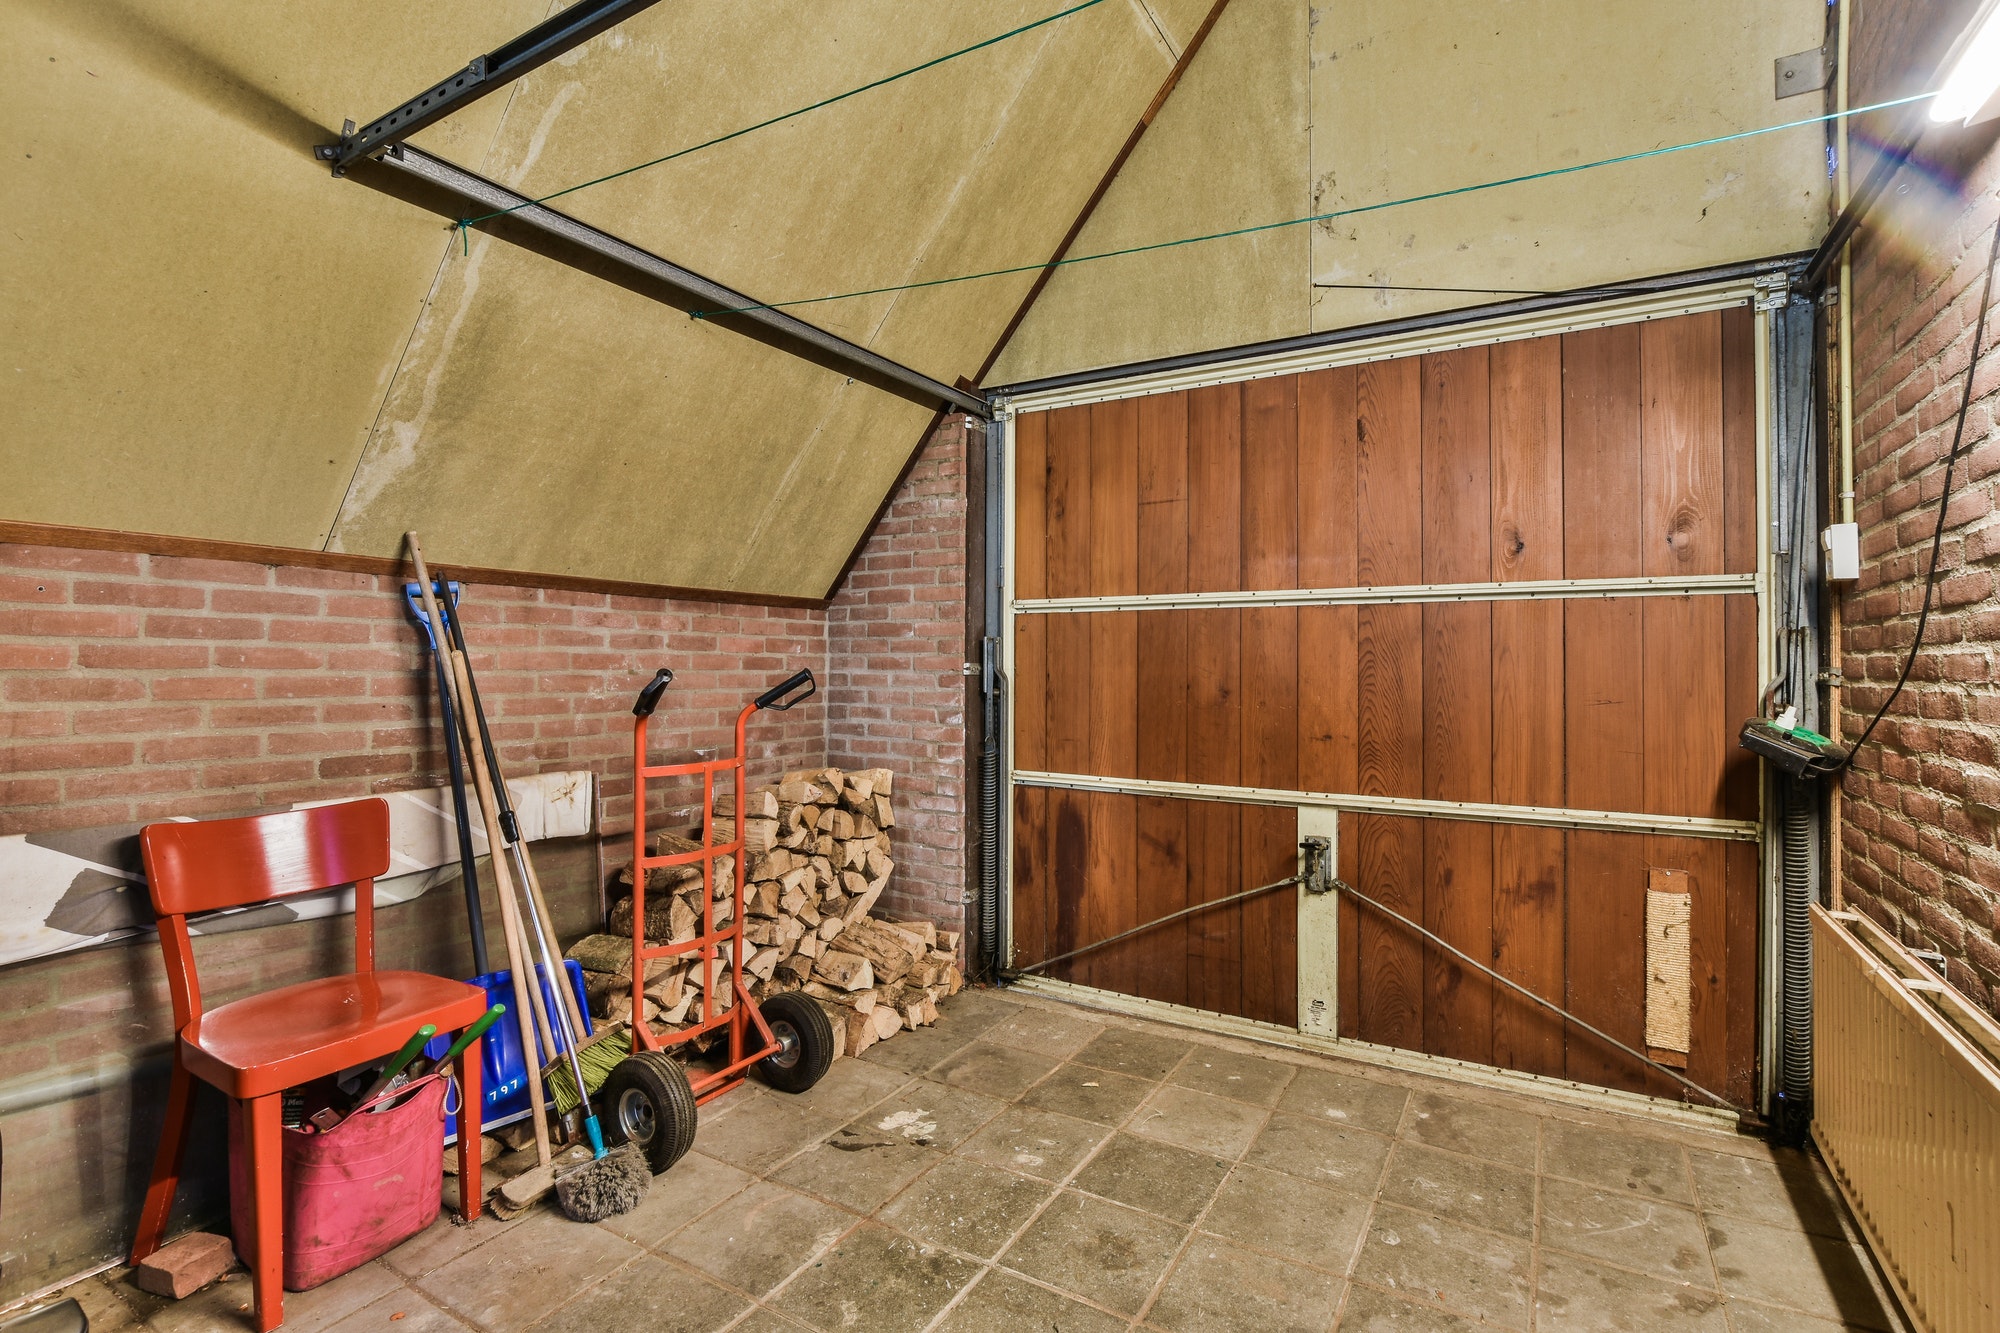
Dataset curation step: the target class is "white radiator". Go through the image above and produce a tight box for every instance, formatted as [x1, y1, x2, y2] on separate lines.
[1813, 906, 2000, 1333]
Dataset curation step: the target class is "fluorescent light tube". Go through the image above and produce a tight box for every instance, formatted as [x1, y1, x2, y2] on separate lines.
[1933, 0, 2000, 125]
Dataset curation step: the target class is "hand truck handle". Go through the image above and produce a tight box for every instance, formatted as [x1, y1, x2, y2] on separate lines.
[755, 668, 817, 712]
[632, 667, 675, 717]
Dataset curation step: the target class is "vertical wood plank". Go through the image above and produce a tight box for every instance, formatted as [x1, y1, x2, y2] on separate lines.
[1298, 367, 1361, 1032]
[1011, 786, 1050, 969]
[1186, 383, 1245, 1015]
[1042, 406, 1093, 986]
[1642, 312, 1730, 1096]
[1562, 324, 1649, 1092]
[1720, 307, 1762, 821]
[1723, 836, 1760, 1108]
[1355, 356, 1424, 1048]
[1137, 392, 1192, 1007]
[1012, 409, 1050, 775]
[1489, 335, 1566, 1077]
[1087, 400, 1140, 996]
[1242, 376, 1300, 1026]
[1421, 348, 1494, 1066]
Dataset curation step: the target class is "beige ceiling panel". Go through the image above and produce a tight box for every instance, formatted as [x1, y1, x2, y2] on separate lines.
[1306, 0, 1831, 333]
[0, 0, 525, 547]
[864, 0, 1177, 374]
[988, 0, 1312, 384]
[1136, 0, 1222, 54]
[454, 0, 1142, 362]
[325, 230, 876, 596]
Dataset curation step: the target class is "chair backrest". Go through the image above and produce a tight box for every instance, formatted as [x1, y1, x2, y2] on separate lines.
[140, 800, 392, 1026]
[141, 799, 392, 916]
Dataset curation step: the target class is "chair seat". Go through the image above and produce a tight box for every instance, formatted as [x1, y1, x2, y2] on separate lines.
[182, 971, 487, 1100]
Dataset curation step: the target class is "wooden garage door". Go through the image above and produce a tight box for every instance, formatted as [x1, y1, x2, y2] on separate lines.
[1009, 307, 1763, 1107]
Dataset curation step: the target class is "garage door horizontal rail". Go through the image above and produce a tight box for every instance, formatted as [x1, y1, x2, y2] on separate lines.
[1014, 572, 1754, 614]
[1011, 770, 1761, 841]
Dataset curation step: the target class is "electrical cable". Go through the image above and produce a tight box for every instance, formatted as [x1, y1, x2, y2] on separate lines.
[1810, 204, 2000, 778]
[451, 0, 1105, 239]
[689, 92, 1935, 318]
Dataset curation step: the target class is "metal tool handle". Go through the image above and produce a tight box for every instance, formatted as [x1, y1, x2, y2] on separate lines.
[633, 667, 674, 717]
[755, 668, 816, 712]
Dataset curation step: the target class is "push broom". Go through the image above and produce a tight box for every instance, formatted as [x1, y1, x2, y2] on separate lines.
[408, 534, 647, 1223]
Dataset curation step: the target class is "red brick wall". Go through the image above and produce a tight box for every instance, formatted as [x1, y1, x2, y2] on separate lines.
[0, 418, 976, 1300]
[1841, 19, 2000, 1017]
[827, 420, 973, 936]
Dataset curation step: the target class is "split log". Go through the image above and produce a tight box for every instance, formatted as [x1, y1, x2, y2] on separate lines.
[565, 933, 633, 974]
[871, 1006, 903, 1040]
[838, 920, 921, 984]
[845, 1010, 879, 1057]
[873, 794, 895, 829]
[813, 950, 874, 991]
[888, 919, 936, 948]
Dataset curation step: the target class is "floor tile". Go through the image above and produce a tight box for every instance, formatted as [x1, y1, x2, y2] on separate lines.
[1723, 1295, 1895, 1330]
[1378, 1142, 1536, 1240]
[663, 1181, 854, 1298]
[1397, 1091, 1539, 1169]
[692, 1096, 841, 1175]
[1533, 1250, 1728, 1332]
[1540, 1117, 1692, 1202]
[1538, 1174, 1712, 1284]
[857, 1022, 982, 1075]
[600, 1151, 755, 1248]
[528, 1254, 748, 1333]
[415, 1210, 641, 1333]
[954, 1104, 1111, 1180]
[1147, 1236, 1343, 1333]
[979, 1006, 1106, 1060]
[1244, 1111, 1393, 1194]
[1276, 1065, 1412, 1134]
[1688, 1146, 1857, 1240]
[846, 1076, 1008, 1151]
[1167, 1046, 1299, 1107]
[1128, 1083, 1269, 1158]
[139, 1262, 405, 1333]
[878, 1154, 1058, 1259]
[726, 1309, 817, 1333]
[933, 1269, 1126, 1333]
[1349, 1204, 1532, 1330]
[1336, 1285, 1486, 1330]
[930, 988, 1024, 1033]
[1071, 1028, 1193, 1081]
[778, 1057, 912, 1121]
[999, 1191, 1187, 1316]
[1201, 1163, 1371, 1273]
[321, 1289, 470, 1333]
[772, 1222, 979, 1333]
[1015, 1063, 1155, 1125]
[1071, 1131, 1230, 1224]
[60, 1275, 149, 1333]
[383, 1210, 534, 1280]
[771, 1126, 936, 1214]
[1703, 1215, 1901, 1330]
[928, 1042, 1061, 1100]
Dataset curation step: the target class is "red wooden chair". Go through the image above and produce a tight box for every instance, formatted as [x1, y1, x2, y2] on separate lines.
[129, 798, 487, 1330]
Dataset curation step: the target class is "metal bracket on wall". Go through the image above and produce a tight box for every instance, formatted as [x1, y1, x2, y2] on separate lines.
[1774, 46, 1832, 100]
[1753, 271, 1792, 312]
[315, 0, 669, 173]
[348, 144, 989, 419]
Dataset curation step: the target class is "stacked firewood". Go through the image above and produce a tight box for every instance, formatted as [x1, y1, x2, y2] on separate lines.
[569, 766, 964, 1058]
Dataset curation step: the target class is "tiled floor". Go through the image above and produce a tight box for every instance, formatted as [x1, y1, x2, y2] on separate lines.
[52, 988, 1908, 1332]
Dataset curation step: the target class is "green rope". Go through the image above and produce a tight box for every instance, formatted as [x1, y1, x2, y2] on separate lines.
[452, 0, 1105, 243]
[691, 91, 1937, 319]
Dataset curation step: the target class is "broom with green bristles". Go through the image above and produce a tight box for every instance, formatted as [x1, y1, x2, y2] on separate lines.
[543, 1025, 629, 1117]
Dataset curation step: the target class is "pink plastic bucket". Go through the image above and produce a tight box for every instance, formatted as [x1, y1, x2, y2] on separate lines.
[228, 1073, 450, 1290]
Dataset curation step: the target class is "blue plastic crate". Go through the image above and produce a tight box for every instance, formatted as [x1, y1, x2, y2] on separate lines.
[424, 960, 593, 1131]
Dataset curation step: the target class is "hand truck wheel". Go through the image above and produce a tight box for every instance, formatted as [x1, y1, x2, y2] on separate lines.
[754, 993, 835, 1093]
[599, 1051, 698, 1175]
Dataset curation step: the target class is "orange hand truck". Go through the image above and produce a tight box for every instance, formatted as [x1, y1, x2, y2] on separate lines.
[594, 665, 834, 1174]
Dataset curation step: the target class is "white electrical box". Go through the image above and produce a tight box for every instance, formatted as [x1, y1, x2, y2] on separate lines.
[1823, 522, 1861, 581]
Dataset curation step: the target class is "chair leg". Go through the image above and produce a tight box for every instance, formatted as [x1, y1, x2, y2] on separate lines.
[130, 1051, 195, 1263]
[454, 1034, 483, 1220]
[244, 1093, 284, 1333]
